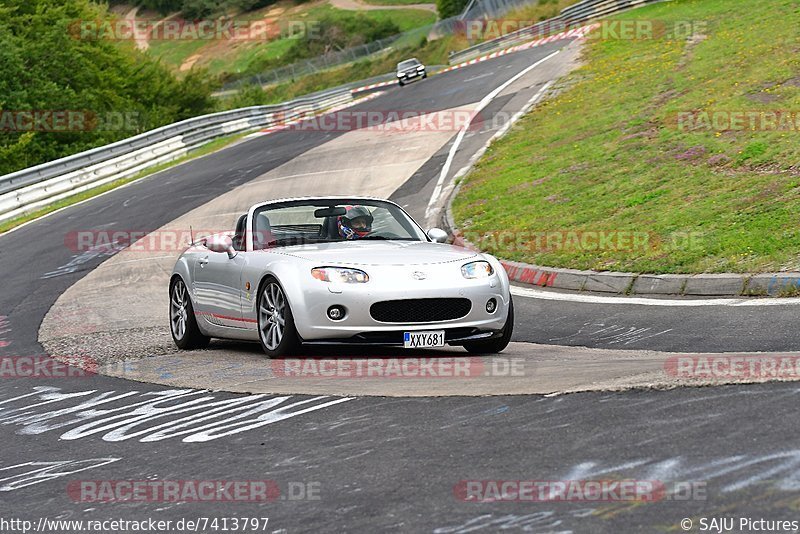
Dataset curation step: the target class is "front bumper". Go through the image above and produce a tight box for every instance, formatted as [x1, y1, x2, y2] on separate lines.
[290, 270, 510, 342]
[304, 328, 503, 346]
[398, 69, 426, 82]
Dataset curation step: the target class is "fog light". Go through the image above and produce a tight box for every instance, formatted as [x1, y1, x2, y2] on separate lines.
[486, 299, 497, 313]
[327, 305, 346, 321]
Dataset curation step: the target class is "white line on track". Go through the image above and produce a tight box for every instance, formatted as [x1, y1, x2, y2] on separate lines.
[510, 285, 800, 307]
[111, 255, 177, 265]
[247, 158, 433, 185]
[425, 49, 561, 220]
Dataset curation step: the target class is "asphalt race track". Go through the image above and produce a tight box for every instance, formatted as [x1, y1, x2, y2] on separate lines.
[1, 36, 800, 533]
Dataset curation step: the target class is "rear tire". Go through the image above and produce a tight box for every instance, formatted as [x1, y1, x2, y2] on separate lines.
[463, 298, 514, 354]
[170, 277, 210, 350]
[257, 277, 300, 358]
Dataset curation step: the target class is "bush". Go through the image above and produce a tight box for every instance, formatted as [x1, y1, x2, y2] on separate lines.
[137, 0, 279, 16]
[436, 0, 468, 19]
[0, 0, 220, 175]
[286, 15, 401, 60]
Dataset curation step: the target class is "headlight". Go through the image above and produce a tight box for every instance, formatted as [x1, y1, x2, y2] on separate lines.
[397, 73, 403, 77]
[417, 65, 425, 70]
[311, 267, 369, 283]
[461, 261, 494, 279]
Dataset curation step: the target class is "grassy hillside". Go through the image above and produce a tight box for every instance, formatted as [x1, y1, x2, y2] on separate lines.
[221, 31, 465, 106]
[497, 0, 582, 27]
[453, 0, 800, 274]
[135, 0, 436, 80]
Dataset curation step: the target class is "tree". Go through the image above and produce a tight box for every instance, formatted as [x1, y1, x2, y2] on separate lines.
[436, 0, 469, 19]
[0, 0, 220, 176]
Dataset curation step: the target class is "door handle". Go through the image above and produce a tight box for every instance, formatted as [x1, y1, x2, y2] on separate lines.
[198, 257, 209, 267]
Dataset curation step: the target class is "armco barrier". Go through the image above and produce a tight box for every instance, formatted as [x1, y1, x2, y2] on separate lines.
[449, 0, 669, 64]
[449, 17, 566, 65]
[0, 89, 352, 225]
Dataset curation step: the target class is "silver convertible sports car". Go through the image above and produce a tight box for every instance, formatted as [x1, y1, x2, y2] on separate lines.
[169, 197, 513, 357]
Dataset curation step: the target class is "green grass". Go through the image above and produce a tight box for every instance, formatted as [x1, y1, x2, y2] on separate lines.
[206, 38, 297, 77]
[361, 0, 435, 6]
[148, 36, 300, 77]
[452, 0, 800, 274]
[220, 32, 464, 107]
[146, 2, 436, 78]
[147, 38, 208, 71]
[0, 133, 249, 235]
[302, 4, 436, 31]
[497, 0, 583, 28]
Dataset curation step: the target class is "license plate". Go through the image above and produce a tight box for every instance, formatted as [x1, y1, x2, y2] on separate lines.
[404, 330, 445, 348]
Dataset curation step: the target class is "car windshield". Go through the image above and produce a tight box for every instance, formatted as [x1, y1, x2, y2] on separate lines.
[398, 59, 420, 70]
[251, 199, 428, 249]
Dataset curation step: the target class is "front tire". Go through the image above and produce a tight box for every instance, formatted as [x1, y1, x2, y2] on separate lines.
[257, 278, 300, 358]
[170, 277, 210, 350]
[463, 298, 514, 354]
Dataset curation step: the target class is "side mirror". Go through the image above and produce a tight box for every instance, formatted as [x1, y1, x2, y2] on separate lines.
[206, 235, 237, 259]
[427, 228, 448, 243]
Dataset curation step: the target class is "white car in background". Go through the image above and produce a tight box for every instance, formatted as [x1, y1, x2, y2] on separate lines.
[396, 58, 427, 86]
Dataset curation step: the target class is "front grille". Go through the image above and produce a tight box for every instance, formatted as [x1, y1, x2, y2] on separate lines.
[370, 298, 472, 323]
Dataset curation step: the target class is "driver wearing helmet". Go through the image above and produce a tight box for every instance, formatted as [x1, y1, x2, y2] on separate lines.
[337, 205, 373, 240]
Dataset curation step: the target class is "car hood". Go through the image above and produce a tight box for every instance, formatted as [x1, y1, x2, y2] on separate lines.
[276, 241, 479, 266]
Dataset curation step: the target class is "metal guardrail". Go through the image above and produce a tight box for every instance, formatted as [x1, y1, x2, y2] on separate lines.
[561, 0, 655, 20]
[215, 72, 398, 99]
[448, 17, 566, 64]
[448, 0, 668, 64]
[219, 34, 406, 93]
[0, 88, 353, 224]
